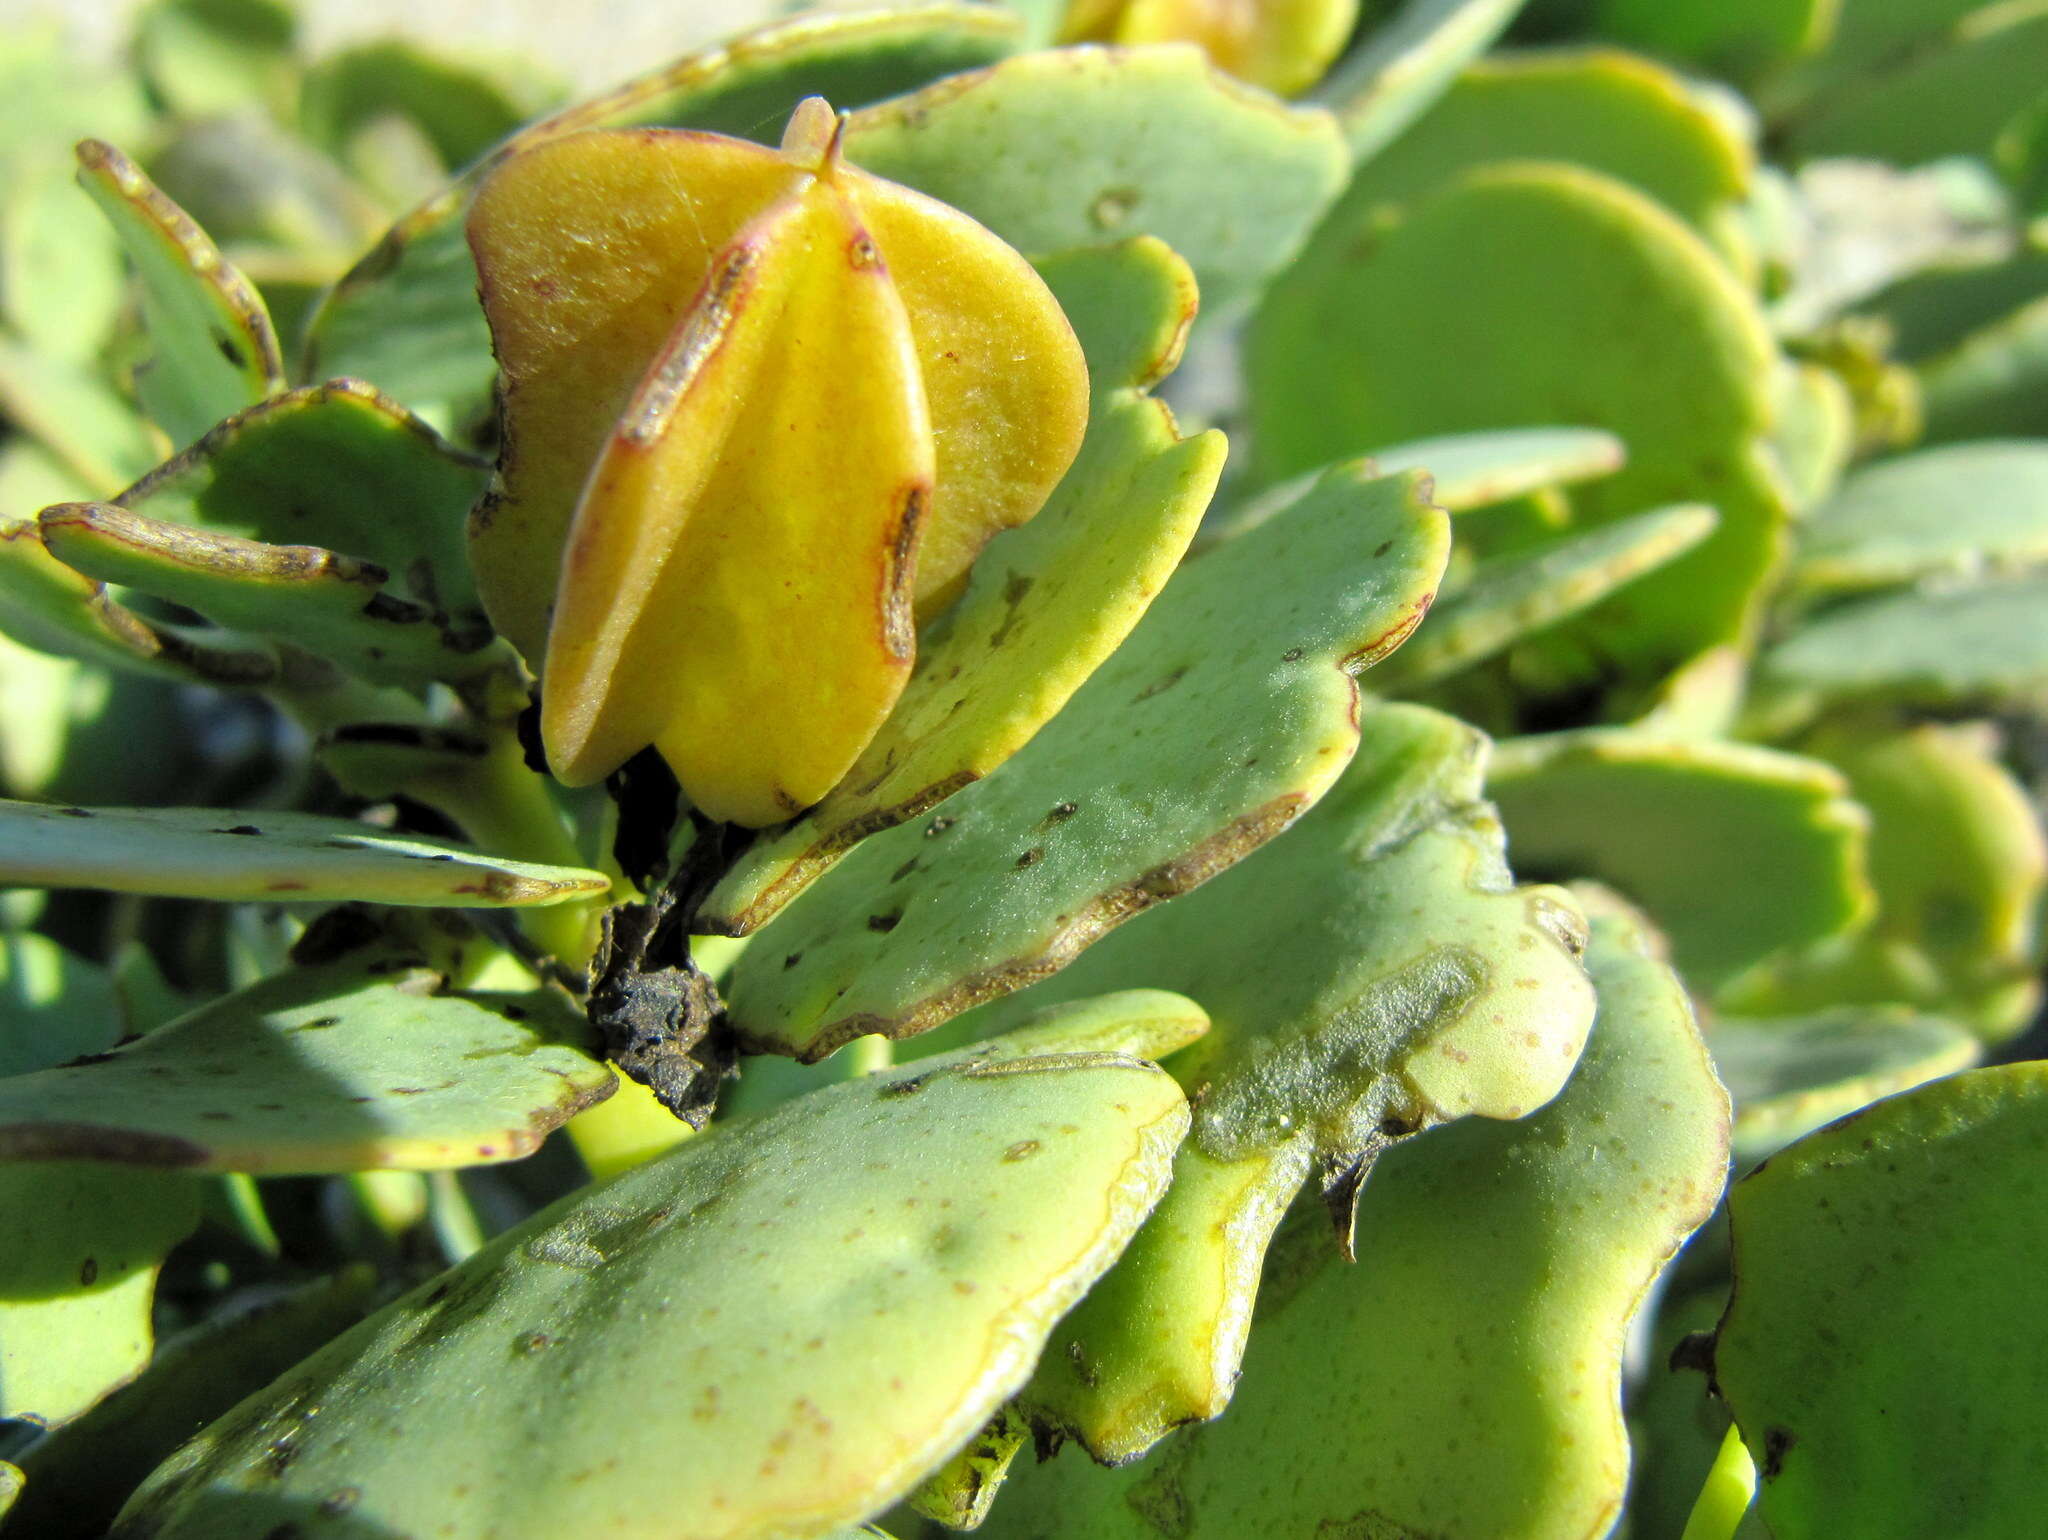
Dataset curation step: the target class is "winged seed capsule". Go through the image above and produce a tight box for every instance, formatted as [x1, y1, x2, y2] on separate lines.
[467, 98, 1088, 826]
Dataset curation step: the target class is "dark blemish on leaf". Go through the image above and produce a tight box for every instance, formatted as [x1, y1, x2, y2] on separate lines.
[867, 911, 902, 933]
[263, 1431, 301, 1477]
[517, 1332, 553, 1355]
[215, 825, 263, 836]
[880, 1074, 930, 1098]
[200, 1110, 232, 1121]
[263, 1525, 304, 1540]
[1015, 848, 1042, 870]
[362, 591, 427, 624]
[1373, 540, 1394, 558]
[1039, 802, 1079, 830]
[1762, 1427, 1795, 1480]
[988, 571, 1035, 648]
[78, 1256, 98, 1285]
[214, 333, 246, 369]
[318, 1487, 361, 1517]
[1067, 1338, 1099, 1388]
[848, 234, 882, 270]
[1003, 1140, 1040, 1162]
[1136, 665, 1188, 701]
[1281, 648, 1304, 663]
[1378, 1115, 1415, 1138]
[58, 806, 92, 817]
[891, 858, 919, 882]
[265, 881, 308, 892]
[784, 953, 802, 970]
[1669, 1330, 1717, 1376]
[925, 816, 956, 838]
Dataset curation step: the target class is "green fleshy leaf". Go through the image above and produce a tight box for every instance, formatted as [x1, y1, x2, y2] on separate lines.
[1375, 501, 1716, 692]
[40, 501, 510, 691]
[1916, 291, 2048, 443]
[0, 932, 122, 1077]
[1316, 0, 1523, 161]
[923, 702, 1597, 1463]
[1708, 1008, 1981, 1163]
[1760, 570, 2048, 714]
[1213, 424, 1627, 541]
[1591, 0, 1835, 83]
[722, 463, 1449, 1058]
[76, 139, 284, 451]
[979, 907, 1727, 1540]
[1794, 440, 2048, 596]
[1717, 722, 2048, 1038]
[1486, 730, 1872, 986]
[0, 337, 163, 496]
[1632, 1287, 1739, 1540]
[1713, 1063, 2048, 1540]
[1785, 7, 2048, 166]
[1853, 248, 2048, 364]
[844, 43, 1348, 319]
[132, 0, 297, 120]
[703, 238, 1223, 934]
[0, 1163, 200, 1427]
[112, 1042, 1188, 1540]
[0, 520, 280, 688]
[5, 1269, 379, 1540]
[0, 959, 614, 1172]
[1768, 360, 1854, 511]
[115, 380, 489, 632]
[1327, 47, 1754, 257]
[0, 799, 610, 908]
[301, 3, 1025, 426]
[1252, 161, 1786, 685]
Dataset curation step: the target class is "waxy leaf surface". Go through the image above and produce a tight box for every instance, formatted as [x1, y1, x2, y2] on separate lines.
[1211, 424, 1626, 542]
[0, 520, 280, 689]
[0, 799, 610, 908]
[705, 237, 1222, 930]
[0, 960, 614, 1172]
[982, 907, 1728, 1540]
[114, 380, 491, 644]
[1486, 731, 1872, 986]
[1373, 502, 1716, 692]
[928, 702, 1598, 1462]
[845, 43, 1348, 318]
[114, 1044, 1188, 1540]
[1708, 1008, 1981, 1163]
[1069, 0, 1359, 97]
[1317, 0, 1523, 160]
[1328, 47, 1753, 255]
[1715, 1063, 2048, 1540]
[39, 502, 506, 691]
[1718, 723, 2048, 1038]
[1761, 572, 2048, 713]
[724, 463, 1449, 1059]
[5, 1270, 379, 1540]
[75, 139, 282, 450]
[1253, 161, 1786, 681]
[0, 1164, 200, 1427]
[1792, 440, 2048, 595]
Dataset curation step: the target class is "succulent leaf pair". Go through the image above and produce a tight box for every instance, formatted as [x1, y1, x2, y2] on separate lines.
[467, 97, 1089, 826]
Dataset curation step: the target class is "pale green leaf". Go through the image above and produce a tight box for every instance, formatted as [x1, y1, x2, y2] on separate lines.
[0, 799, 610, 908]
[113, 1043, 1188, 1540]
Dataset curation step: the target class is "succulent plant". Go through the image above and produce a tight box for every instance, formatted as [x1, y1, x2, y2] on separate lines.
[1, 1, 2046, 1537]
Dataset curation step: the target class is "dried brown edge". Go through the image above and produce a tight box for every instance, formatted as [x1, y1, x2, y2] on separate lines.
[75, 138, 285, 392]
[739, 786, 1320, 1064]
[40, 503, 389, 588]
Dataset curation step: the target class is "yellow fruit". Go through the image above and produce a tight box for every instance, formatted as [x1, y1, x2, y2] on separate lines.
[468, 99, 1088, 826]
[1060, 0, 1359, 98]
